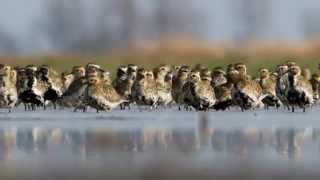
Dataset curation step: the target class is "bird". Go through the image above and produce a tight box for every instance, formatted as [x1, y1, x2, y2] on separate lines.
[256, 68, 281, 109]
[173, 65, 181, 77]
[234, 63, 251, 79]
[59, 66, 87, 110]
[83, 72, 127, 112]
[113, 65, 137, 109]
[113, 65, 128, 92]
[310, 73, 320, 102]
[131, 68, 159, 109]
[211, 67, 232, 111]
[22, 75, 47, 111]
[126, 64, 139, 98]
[154, 65, 173, 107]
[15, 67, 27, 106]
[101, 70, 112, 85]
[285, 65, 314, 112]
[18, 65, 47, 111]
[0, 65, 18, 112]
[65, 64, 108, 112]
[127, 64, 139, 79]
[211, 67, 227, 88]
[212, 84, 233, 111]
[182, 71, 216, 111]
[36, 65, 63, 109]
[172, 66, 191, 110]
[61, 72, 74, 94]
[230, 69, 265, 111]
[275, 64, 290, 109]
[2, 62, 320, 113]
[113, 66, 130, 98]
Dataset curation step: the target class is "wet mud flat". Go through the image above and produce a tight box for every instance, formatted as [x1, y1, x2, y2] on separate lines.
[1, 107, 320, 179]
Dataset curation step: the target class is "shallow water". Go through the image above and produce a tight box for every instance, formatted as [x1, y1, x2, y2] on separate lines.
[1, 107, 320, 179]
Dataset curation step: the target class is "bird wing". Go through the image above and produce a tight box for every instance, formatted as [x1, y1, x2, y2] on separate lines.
[194, 82, 216, 104]
[102, 83, 125, 102]
[297, 76, 314, 101]
[63, 78, 87, 96]
[237, 80, 260, 102]
[32, 80, 48, 96]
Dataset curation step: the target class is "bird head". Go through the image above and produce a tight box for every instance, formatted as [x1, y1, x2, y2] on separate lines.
[201, 69, 212, 82]
[189, 71, 201, 83]
[154, 64, 171, 80]
[127, 64, 138, 80]
[234, 63, 247, 76]
[259, 68, 270, 79]
[117, 65, 128, 80]
[286, 60, 297, 68]
[72, 66, 86, 79]
[145, 70, 154, 80]
[178, 66, 191, 79]
[87, 74, 101, 85]
[289, 65, 301, 76]
[227, 69, 241, 83]
[276, 64, 288, 76]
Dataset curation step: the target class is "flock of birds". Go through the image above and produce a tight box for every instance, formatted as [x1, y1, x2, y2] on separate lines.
[0, 61, 319, 113]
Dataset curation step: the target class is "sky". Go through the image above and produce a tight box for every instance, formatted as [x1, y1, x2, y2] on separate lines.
[0, 0, 43, 39]
[1, 0, 320, 54]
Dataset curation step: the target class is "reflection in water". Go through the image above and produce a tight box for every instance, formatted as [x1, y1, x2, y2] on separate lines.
[0, 122, 317, 163]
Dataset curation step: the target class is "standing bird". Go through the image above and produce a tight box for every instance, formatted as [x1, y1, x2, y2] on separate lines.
[173, 65, 181, 77]
[285, 65, 313, 112]
[18, 65, 47, 111]
[234, 63, 251, 79]
[113, 65, 137, 109]
[275, 64, 289, 109]
[211, 67, 227, 88]
[131, 68, 159, 108]
[0, 65, 18, 112]
[256, 68, 281, 109]
[113, 65, 128, 94]
[101, 71, 112, 85]
[182, 71, 216, 111]
[59, 66, 87, 109]
[211, 67, 232, 111]
[61, 72, 75, 94]
[154, 65, 173, 106]
[36, 65, 63, 109]
[112, 66, 129, 106]
[15, 67, 27, 106]
[126, 64, 139, 98]
[230, 69, 265, 111]
[310, 73, 320, 102]
[84, 72, 127, 112]
[172, 66, 191, 109]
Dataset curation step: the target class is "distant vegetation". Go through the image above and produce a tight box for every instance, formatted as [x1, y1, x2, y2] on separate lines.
[1, 40, 320, 77]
